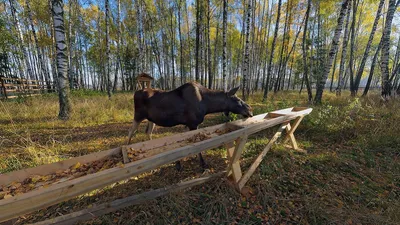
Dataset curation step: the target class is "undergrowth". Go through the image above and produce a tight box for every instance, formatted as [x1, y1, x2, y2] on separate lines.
[0, 90, 399, 224]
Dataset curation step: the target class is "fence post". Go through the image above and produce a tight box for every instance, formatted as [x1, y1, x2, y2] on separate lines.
[0, 77, 7, 99]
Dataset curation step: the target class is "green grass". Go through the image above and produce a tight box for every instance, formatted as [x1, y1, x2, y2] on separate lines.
[0, 90, 399, 224]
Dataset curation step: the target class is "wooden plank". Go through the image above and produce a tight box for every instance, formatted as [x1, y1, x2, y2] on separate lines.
[283, 116, 308, 153]
[225, 142, 235, 177]
[0, 107, 312, 222]
[0, 123, 230, 185]
[226, 136, 247, 183]
[231, 136, 247, 163]
[266, 112, 286, 118]
[285, 123, 298, 150]
[292, 107, 309, 112]
[0, 128, 246, 222]
[237, 123, 288, 190]
[0, 78, 7, 99]
[283, 116, 304, 144]
[0, 108, 312, 186]
[2, 84, 19, 87]
[30, 172, 225, 225]
[0, 148, 122, 185]
[121, 146, 129, 164]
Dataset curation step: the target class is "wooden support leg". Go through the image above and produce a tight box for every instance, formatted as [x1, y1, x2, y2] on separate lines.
[283, 116, 307, 153]
[121, 146, 130, 164]
[146, 121, 155, 140]
[226, 135, 248, 184]
[238, 123, 287, 190]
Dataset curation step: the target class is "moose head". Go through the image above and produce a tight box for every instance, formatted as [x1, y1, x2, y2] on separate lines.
[224, 86, 253, 118]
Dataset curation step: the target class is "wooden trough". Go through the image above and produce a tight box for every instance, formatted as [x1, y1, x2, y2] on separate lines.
[0, 107, 312, 224]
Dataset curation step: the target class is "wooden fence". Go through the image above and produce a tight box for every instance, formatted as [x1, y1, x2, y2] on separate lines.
[0, 107, 312, 224]
[0, 77, 56, 99]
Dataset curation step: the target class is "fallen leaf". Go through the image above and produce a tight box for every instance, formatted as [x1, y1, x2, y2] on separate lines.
[71, 162, 82, 170]
[4, 194, 13, 199]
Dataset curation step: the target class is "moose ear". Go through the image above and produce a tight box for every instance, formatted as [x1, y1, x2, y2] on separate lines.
[227, 86, 240, 96]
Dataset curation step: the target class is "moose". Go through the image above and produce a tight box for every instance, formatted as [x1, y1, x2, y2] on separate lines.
[127, 82, 253, 170]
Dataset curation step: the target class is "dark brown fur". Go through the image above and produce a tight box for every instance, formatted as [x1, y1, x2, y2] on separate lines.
[128, 82, 252, 170]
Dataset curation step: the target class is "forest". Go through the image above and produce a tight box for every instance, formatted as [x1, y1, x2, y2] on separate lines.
[1, 0, 399, 106]
[1, 0, 400, 224]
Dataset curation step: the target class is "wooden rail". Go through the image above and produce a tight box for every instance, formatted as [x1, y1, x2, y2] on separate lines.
[0, 77, 56, 99]
[0, 107, 312, 223]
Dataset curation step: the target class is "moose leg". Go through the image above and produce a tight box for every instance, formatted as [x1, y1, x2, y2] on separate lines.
[175, 125, 207, 171]
[146, 121, 155, 140]
[127, 119, 142, 144]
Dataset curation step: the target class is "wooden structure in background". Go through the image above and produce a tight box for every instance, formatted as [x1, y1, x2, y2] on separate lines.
[0, 77, 56, 99]
[0, 107, 312, 224]
[136, 73, 154, 90]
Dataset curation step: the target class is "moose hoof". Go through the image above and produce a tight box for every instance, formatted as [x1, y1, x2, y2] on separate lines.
[201, 162, 209, 169]
[175, 161, 183, 171]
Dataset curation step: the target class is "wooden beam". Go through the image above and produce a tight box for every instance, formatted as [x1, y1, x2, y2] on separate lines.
[231, 136, 248, 163]
[226, 135, 248, 182]
[0, 78, 7, 99]
[285, 123, 298, 150]
[29, 172, 225, 225]
[225, 142, 235, 177]
[0, 108, 312, 186]
[237, 123, 288, 190]
[0, 123, 228, 185]
[121, 146, 130, 164]
[283, 116, 304, 144]
[0, 107, 313, 222]
[0, 148, 122, 185]
[0, 129, 246, 222]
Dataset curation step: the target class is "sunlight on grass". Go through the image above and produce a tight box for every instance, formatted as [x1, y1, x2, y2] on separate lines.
[0, 90, 399, 224]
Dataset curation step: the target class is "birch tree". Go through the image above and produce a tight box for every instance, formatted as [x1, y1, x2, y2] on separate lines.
[380, 0, 400, 99]
[314, 0, 350, 104]
[105, 0, 111, 97]
[52, 0, 71, 120]
[222, 0, 227, 91]
[263, 0, 282, 101]
[242, 0, 251, 100]
[353, 0, 384, 94]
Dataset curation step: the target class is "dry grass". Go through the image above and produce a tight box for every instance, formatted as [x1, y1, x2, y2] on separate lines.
[0, 90, 399, 224]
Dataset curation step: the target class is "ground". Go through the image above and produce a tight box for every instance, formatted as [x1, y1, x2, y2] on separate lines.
[0, 90, 399, 225]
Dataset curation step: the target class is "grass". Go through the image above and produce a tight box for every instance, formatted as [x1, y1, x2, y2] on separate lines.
[0, 90, 399, 224]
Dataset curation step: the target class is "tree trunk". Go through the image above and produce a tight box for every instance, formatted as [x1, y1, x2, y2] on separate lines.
[380, 0, 399, 99]
[26, 0, 50, 84]
[242, 0, 251, 100]
[177, 0, 185, 86]
[222, 0, 228, 91]
[169, 7, 176, 89]
[349, 0, 357, 96]
[362, 38, 382, 96]
[261, 0, 273, 92]
[263, 0, 281, 101]
[301, 0, 312, 102]
[137, 0, 143, 73]
[336, 3, 351, 96]
[206, 0, 212, 89]
[9, 0, 33, 79]
[330, 51, 338, 92]
[105, 0, 111, 98]
[52, 0, 71, 120]
[353, 0, 384, 93]
[274, 0, 290, 93]
[314, 0, 350, 104]
[113, 0, 122, 92]
[195, 0, 202, 82]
